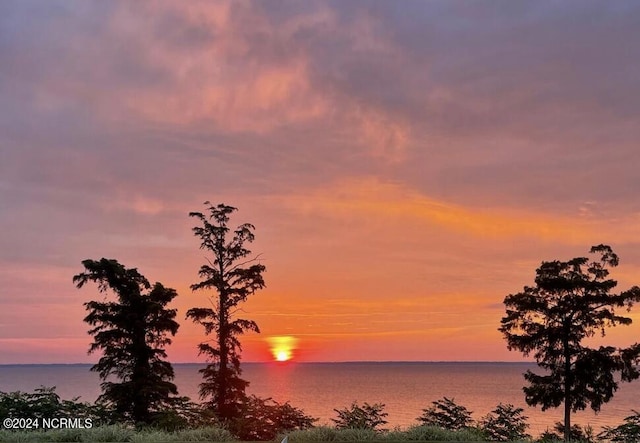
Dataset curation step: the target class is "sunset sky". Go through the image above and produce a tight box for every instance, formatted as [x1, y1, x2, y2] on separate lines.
[2, 1, 640, 364]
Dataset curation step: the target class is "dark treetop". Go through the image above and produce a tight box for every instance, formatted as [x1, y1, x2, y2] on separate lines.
[500, 245, 640, 441]
[74, 258, 180, 425]
[186, 202, 266, 421]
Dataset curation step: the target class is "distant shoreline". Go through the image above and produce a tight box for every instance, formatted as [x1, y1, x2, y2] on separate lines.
[0, 361, 536, 366]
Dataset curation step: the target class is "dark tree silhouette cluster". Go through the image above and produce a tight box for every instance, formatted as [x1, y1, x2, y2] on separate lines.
[71, 207, 640, 441]
[72, 204, 317, 438]
[500, 245, 640, 441]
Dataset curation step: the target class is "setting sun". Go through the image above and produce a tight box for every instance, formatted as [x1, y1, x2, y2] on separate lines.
[275, 350, 290, 362]
[267, 336, 298, 362]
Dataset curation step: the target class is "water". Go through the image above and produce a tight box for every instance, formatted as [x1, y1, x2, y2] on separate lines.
[1, 362, 638, 435]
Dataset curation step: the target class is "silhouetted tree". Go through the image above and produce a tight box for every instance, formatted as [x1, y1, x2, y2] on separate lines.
[540, 422, 596, 443]
[499, 245, 640, 441]
[332, 401, 388, 432]
[74, 258, 180, 425]
[186, 202, 266, 421]
[0, 386, 112, 423]
[229, 395, 317, 440]
[416, 397, 473, 430]
[479, 403, 530, 442]
[599, 410, 640, 442]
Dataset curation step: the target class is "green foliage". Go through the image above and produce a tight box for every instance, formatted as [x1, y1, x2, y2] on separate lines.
[187, 202, 266, 421]
[479, 403, 530, 441]
[74, 258, 180, 426]
[331, 401, 388, 432]
[416, 397, 474, 430]
[537, 422, 596, 443]
[0, 387, 113, 425]
[146, 396, 219, 431]
[0, 386, 64, 420]
[500, 245, 640, 441]
[0, 388, 220, 435]
[598, 410, 640, 442]
[228, 395, 316, 440]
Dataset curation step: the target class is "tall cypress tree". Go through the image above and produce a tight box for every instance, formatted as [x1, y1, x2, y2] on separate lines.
[500, 245, 640, 441]
[74, 258, 180, 425]
[186, 202, 265, 421]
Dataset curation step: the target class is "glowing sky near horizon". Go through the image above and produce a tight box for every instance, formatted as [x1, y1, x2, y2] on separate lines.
[2, 1, 640, 364]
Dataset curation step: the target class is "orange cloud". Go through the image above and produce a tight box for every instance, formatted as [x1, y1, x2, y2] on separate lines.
[274, 177, 640, 244]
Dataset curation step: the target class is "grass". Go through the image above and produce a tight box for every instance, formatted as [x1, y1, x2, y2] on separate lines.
[0, 425, 233, 442]
[285, 426, 490, 442]
[0, 425, 592, 442]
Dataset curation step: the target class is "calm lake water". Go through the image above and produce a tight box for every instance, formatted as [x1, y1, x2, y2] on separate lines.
[1, 362, 638, 435]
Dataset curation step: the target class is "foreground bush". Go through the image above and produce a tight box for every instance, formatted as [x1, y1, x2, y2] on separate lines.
[147, 396, 219, 431]
[598, 410, 640, 442]
[537, 422, 596, 443]
[416, 397, 474, 431]
[480, 403, 530, 441]
[331, 402, 388, 432]
[0, 387, 115, 426]
[0, 388, 315, 441]
[228, 395, 316, 440]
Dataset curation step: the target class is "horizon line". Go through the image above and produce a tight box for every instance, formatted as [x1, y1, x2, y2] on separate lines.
[0, 360, 535, 366]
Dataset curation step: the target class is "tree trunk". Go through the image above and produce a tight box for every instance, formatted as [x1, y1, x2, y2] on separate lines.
[218, 296, 228, 419]
[563, 326, 571, 442]
[564, 393, 571, 441]
[218, 254, 229, 420]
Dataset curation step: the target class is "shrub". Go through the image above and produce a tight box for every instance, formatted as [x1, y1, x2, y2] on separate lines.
[537, 422, 596, 443]
[147, 397, 219, 431]
[229, 395, 316, 440]
[416, 397, 473, 430]
[598, 410, 640, 443]
[331, 402, 388, 432]
[0, 386, 63, 420]
[479, 403, 530, 441]
[0, 387, 116, 426]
